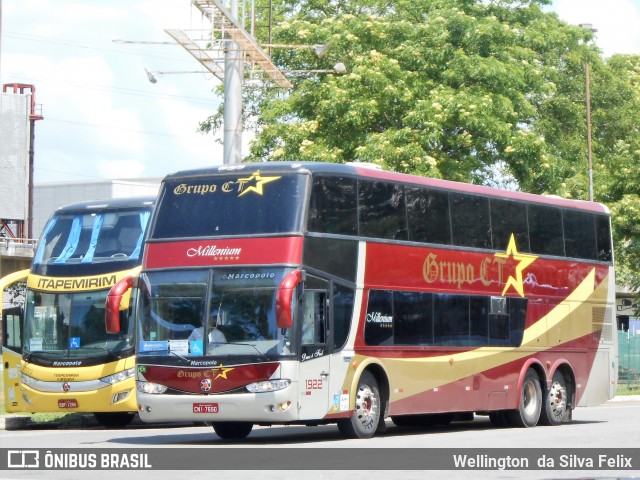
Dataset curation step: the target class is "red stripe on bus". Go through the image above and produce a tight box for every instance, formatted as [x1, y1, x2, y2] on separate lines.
[363, 242, 609, 297]
[144, 237, 304, 269]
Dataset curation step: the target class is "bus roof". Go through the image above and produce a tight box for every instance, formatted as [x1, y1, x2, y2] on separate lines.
[163, 162, 609, 215]
[53, 196, 156, 213]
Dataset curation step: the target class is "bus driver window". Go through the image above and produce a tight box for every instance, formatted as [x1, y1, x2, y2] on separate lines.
[301, 291, 326, 345]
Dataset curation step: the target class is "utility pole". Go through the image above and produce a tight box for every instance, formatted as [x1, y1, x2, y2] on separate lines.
[223, 0, 243, 164]
[585, 62, 593, 202]
[579, 23, 597, 202]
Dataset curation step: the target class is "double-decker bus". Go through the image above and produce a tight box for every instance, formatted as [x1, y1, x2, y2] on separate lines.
[119, 162, 616, 439]
[2, 197, 155, 428]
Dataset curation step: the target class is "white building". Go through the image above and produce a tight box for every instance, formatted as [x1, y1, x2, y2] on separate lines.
[33, 178, 161, 239]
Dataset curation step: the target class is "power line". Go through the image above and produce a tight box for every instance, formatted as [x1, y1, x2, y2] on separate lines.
[46, 116, 199, 138]
[3, 31, 192, 64]
[2, 71, 219, 106]
[35, 167, 119, 181]
[35, 166, 162, 182]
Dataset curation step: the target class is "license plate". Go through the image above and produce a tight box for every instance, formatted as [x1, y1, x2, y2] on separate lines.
[58, 399, 78, 408]
[193, 403, 219, 414]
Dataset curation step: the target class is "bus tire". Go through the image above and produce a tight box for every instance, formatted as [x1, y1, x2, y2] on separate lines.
[489, 410, 509, 428]
[507, 369, 542, 428]
[337, 371, 381, 439]
[539, 370, 568, 426]
[212, 421, 253, 440]
[391, 414, 436, 428]
[94, 412, 136, 429]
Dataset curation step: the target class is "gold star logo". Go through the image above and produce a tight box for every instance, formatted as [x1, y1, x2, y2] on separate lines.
[212, 365, 234, 380]
[237, 171, 281, 197]
[494, 234, 538, 297]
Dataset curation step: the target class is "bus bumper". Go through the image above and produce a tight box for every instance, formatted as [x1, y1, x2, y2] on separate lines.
[137, 388, 299, 423]
[19, 378, 137, 414]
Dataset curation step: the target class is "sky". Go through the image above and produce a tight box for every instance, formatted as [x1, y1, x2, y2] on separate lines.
[1, 0, 640, 184]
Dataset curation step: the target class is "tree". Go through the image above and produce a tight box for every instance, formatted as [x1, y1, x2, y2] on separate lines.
[597, 55, 640, 289]
[202, 1, 597, 187]
[198, 0, 640, 289]
[6, 281, 26, 308]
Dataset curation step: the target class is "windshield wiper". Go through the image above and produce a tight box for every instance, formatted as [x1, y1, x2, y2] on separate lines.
[222, 342, 269, 361]
[169, 350, 190, 363]
[80, 345, 110, 355]
[25, 350, 68, 357]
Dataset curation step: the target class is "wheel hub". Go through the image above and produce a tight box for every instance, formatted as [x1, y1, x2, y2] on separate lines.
[355, 384, 379, 428]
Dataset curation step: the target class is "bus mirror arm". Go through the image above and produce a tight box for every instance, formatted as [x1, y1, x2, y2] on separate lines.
[276, 270, 304, 329]
[105, 276, 134, 334]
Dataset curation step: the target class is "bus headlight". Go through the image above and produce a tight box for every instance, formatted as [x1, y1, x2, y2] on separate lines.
[20, 372, 36, 387]
[100, 368, 136, 385]
[246, 379, 291, 393]
[136, 381, 168, 394]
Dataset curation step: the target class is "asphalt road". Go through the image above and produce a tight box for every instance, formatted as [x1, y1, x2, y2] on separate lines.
[1, 398, 639, 480]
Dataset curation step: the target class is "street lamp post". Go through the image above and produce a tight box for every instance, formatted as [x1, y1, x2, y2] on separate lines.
[579, 23, 597, 202]
[585, 61, 593, 202]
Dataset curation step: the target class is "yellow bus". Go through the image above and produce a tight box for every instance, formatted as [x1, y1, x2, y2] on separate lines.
[2, 197, 154, 427]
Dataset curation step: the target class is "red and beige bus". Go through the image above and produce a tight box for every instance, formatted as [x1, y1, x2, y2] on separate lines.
[114, 162, 616, 439]
[2, 197, 155, 427]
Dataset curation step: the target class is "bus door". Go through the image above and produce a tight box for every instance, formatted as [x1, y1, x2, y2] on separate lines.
[297, 281, 331, 420]
[1, 269, 29, 413]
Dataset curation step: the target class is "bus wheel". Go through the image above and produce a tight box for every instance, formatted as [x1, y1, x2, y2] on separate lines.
[212, 422, 253, 440]
[489, 410, 509, 428]
[539, 371, 568, 426]
[507, 369, 542, 428]
[94, 412, 135, 429]
[337, 371, 381, 439]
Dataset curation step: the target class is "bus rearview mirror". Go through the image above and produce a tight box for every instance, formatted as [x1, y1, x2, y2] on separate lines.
[105, 276, 133, 334]
[276, 270, 304, 329]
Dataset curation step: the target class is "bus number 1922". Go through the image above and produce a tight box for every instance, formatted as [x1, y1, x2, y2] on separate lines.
[305, 379, 323, 390]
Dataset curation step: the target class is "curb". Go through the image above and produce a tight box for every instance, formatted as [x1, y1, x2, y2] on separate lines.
[0, 413, 101, 431]
[605, 395, 640, 403]
[0, 415, 31, 430]
[0, 413, 196, 431]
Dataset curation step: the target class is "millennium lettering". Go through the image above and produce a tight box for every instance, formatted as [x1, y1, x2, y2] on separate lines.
[366, 312, 393, 324]
[186, 245, 242, 258]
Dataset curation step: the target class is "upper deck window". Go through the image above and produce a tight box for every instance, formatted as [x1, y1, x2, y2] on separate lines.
[152, 173, 307, 239]
[450, 193, 491, 249]
[358, 180, 407, 240]
[307, 176, 357, 235]
[307, 173, 612, 264]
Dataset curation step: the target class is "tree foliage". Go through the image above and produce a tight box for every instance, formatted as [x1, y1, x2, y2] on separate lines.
[6, 281, 25, 308]
[199, 0, 640, 290]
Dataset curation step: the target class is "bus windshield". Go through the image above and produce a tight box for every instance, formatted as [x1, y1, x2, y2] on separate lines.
[151, 172, 307, 239]
[23, 289, 135, 361]
[32, 207, 152, 276]
[138, 268, 295, 360]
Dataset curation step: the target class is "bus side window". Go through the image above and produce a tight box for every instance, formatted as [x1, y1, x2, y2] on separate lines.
[301, 291, 326, 345]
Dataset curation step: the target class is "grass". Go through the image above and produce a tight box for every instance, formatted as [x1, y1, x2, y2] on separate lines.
[615, 383, 640, 396]
[0, 374, 72, 424]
